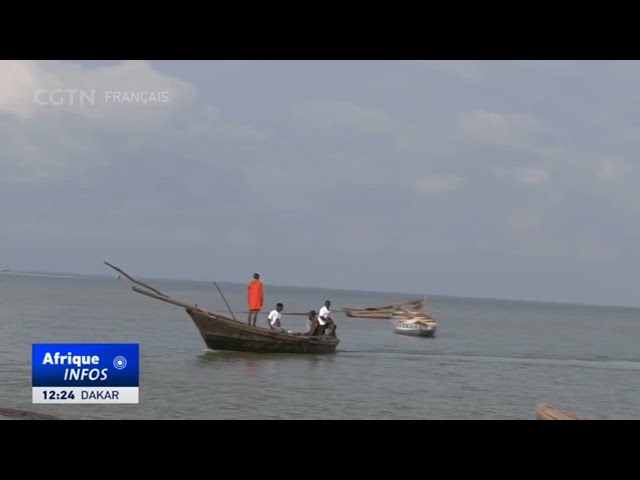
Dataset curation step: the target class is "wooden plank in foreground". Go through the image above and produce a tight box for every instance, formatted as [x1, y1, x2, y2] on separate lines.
[536, 403, 585, 420]
[0, 408, 61, 420]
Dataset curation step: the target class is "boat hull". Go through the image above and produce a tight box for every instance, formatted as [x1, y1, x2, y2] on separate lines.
[344, 298, 425, 319]
[345, 309, 393, 319]
[536, 403, 585, 420]
[392, 321, 437, 337]
[187, 309, 339, 354]
[390, 310, 437, 337]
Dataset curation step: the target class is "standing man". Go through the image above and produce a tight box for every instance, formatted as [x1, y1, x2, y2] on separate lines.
[247, 273, 264, 326]
[318, 300, 337, 337]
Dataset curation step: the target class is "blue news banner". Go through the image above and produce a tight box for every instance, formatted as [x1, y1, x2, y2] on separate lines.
[32, 344, 139, 404]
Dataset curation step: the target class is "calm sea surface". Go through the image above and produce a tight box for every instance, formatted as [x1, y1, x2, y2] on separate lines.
[1, 273, 639, 419]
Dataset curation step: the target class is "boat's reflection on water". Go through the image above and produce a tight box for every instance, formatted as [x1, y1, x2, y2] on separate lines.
[246, 359, 263, 376]
[195, 349, 336, 376]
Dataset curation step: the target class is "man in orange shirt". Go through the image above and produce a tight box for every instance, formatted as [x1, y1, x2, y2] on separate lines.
[247, 273, 264, 326]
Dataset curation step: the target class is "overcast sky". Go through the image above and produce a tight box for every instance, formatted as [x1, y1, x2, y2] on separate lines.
[1, 60, 639, 307]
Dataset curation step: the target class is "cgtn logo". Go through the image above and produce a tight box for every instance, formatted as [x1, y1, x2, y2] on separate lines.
[32, 344, 139, 404]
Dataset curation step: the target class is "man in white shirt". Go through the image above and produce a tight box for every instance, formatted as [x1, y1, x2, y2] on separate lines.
[268, 303, 285, 332]
[318, 300, 337, 337]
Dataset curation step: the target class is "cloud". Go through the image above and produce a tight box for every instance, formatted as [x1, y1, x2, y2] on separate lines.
[0, 60, 196, 123]
[459, 109, 539, 149]
[339, 231, 387, 253]
[0, 60, 45, 119]
[513, 166, 549, 186]
[286, 99, 396, 134]
[575, 239, 612, 259]
[416, 174, 464, 193]
[596, 156, 632, 182]
[0, 60, 199, 185]
[414, 60, 485, 81]
[506, 214, 539, 232]
[4, 60, 640, 306]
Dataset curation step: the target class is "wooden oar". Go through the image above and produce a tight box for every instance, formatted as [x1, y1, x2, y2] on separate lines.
[131, 285, 209, 312]
[213, 281, 237, 322]
[209, 310, 310, 316]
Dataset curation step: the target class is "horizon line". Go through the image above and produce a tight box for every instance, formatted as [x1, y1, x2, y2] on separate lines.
[2, 267, 639, 311]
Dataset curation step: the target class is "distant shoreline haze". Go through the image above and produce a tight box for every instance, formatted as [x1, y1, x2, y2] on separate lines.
[1, 268, 638, 311]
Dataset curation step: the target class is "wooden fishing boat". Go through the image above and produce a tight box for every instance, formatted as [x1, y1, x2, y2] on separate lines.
[536, 403, 585, 420]
[104, 262, 339, 355]
[344, 298, 425, 319]
[344, 308, 395, 319]
[185, 304, 338, 354]
[390, 304, 437, 337]
[0, 408, 61, 420]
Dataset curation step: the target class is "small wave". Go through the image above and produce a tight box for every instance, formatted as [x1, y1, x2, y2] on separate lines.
[337, 350, 640, 370]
